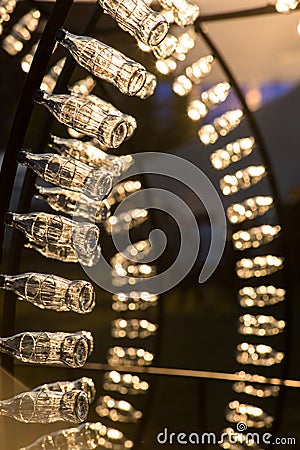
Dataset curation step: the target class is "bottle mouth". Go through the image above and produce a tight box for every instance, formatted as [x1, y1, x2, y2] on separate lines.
[78, 282, 95, 313]
[111, 121, 128, 148]
[33, 89, 46, 104]
[146, 19, 169, 47]
[128, 69, 146, 96]
[4, 212, 14, 225]
[16, 151, 27, 164]
[74, 391, 89, 421]
[55, 28, 66, 43]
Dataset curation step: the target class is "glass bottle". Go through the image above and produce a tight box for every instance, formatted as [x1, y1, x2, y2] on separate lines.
[33, 377, 96, 404]
[20, 422, 133, 450]
[0, 272, 95, 313]
[17, 150, 113, 201]
[97, 0, 168, 46]
[4, 212, 101, 265]
[33, 89, 128, 148]
[56, 29, 147, 95]
[25, 241, 79, 264]
[0, 389, 89, 423]
[49, 134, 134, 175]
[0, 330, 92, 367]
[35, 185, 111, 223]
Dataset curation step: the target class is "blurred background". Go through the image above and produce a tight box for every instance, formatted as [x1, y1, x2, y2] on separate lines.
[0, 1, 300, 449]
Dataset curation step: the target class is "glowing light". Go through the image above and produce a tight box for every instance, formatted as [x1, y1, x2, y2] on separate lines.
[198, 109, 244, 145]
[227, 196, 274, 224]
[210, 137, 255, 170]
[226, 401, 274, 428]
[238, 286, 286, 308]
[232, 224, 281, 250]
[96, 395, 142, 422]
[237, 342, 284, 366]
[236, 255, 284, 279]
[238, 314, 285, 336]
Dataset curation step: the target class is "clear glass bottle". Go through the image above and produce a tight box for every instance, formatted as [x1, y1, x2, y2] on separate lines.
[0, 389, 89, 423]
[56, 29, 147, 95]
[4, 212, 101, 266]
[49, 135, 134, 175]
[25, 241, 79, 264]
[18, 150, 113, 201]
[35, 185, 111, 223]
[33, 89, 128, 148]
[0, 330, 92, 367]
[0, 272, 95, 313]
[20, 422, 133, 450]
[33, 377, 96, 404]
[97, 0, 168, 46]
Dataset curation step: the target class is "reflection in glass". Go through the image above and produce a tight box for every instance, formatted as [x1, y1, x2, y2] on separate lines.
[112, 291, 158, 311]
[0, 272, 95, 313]
[35, 185, 111, 223]
[111, 318, 157, 338]
[96, 395, 142, 422]
[103, 371, 149, 395]
[226, 400, 274, 428]
[18, 151, 113, 201]
[237, 342, 284, 366]
[210, 137, 255, 170]
[227, 196, 273, 224]
[0, 330, 93, 367]
[0, 389, 89, 423]
[50, 135, 134, 174]
[236, 255, 284, 279]
[232, 224, 281, 251]
[238, 285, 285, 308]
[108, 346, 154, 366]
[33, 90, 128, 148]
[25, 241, 79, 263]
[33, 377, 96, 403]
[56, 29, 147, 95]
[20, 421, 133, 450]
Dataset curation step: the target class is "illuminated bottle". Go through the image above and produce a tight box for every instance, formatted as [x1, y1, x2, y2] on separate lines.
[25, 241, 79, 264]
[35, 185, 111, 223]
[156, 0, 200, 26]
[4, 212, 101, 267]
[20, 422, 133, 450]
[17, 151, 113, 201]
[0, 389, 89, 423]
[49, 135, 134, 175]
[33, 90, 128, 148]
[97, 0, 168, 46]
[0, 272, 95, 313]
[0, 330, 93, 367]
[55, 29, 147, 95]
[33, 377, 96, 403]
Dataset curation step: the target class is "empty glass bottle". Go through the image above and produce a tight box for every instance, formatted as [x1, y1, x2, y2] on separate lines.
[0, 330, 93, 367]
[97, 0, 168, 46]
[0, 389, 89, 423]
[4, 212, 101, 266]
[0, 272, 95, 313]
[20, 422, 133, 450]
[18, 151, 113, 201]
[33, 89, 128, 148]
[33, 377, 96, 403]
[25, 241, 79, 263]
[49, 135, 134, 175]
[56, 29, 147, 96]
[35, 185, 110, 222]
